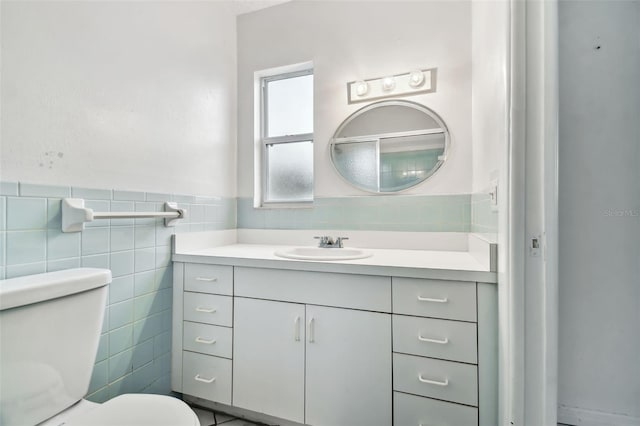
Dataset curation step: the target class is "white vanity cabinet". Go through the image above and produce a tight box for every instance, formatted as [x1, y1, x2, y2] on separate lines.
[172, 263, 234, 404]
[232, 297, 306, 422]
[304, 305, 391, 426]
[172, 261, 497, 426]
[391, 277, 498, 426]
[233, 267, 392, 426]
[233, 298, 392, 426]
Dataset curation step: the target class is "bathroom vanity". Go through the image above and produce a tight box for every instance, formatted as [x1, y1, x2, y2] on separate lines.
[171, 238, 497, 426]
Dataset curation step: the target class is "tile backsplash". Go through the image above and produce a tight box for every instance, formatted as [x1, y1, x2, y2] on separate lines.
[238, 194, 472, 232]
[471, 193, 498, 235]
[0, 181, 235, 402]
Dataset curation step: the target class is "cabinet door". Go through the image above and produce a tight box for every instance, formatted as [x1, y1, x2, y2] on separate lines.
[305, 306, 392, 426]
[232, 297, 305, 423]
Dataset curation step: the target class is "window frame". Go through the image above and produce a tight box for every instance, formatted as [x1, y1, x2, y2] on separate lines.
[260, 68, 314, 206]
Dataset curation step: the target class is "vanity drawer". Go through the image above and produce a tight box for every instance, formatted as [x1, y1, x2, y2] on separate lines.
[393, 278, 476, 322]
[183, 321, 232, 358]
[182, 351, 231, 404]
[184, 263, 233, 295]
[393, 315, 477, 364]
[393, 353, 478, 406]
[394, 392, 478, 426]
[235, 267, 391, 312]
[184, 292, 233, 327]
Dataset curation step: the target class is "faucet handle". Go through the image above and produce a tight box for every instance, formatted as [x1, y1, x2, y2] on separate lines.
[314, 236, 329, 247]
[335, 237, 349, 248]
[314, 236, 348, 248]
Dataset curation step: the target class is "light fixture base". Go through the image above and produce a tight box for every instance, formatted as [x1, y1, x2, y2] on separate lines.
[347, 67, 437, 104]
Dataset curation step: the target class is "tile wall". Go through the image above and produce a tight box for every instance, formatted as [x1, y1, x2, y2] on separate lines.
[379, 149, 443, 191]
[237, 195, 472, 232]
[0, 181, 236, 402]
[470, 193, 498, 235]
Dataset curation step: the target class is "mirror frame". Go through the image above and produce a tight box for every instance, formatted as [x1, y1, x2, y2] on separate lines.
[329, 99, 450, 193]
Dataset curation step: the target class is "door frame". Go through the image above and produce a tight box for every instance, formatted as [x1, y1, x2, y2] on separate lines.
[502, 0, 559, 424]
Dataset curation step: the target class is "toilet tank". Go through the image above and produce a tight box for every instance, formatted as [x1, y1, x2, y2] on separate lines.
[0, 268, 111, 426]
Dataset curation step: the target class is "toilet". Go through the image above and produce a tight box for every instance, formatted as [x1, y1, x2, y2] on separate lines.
[0, 268, 200, 426]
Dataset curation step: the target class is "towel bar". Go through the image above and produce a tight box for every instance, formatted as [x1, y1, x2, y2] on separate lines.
[61, 198, 187, 232]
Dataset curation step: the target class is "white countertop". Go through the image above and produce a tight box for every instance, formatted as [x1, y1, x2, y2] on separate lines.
[173, 243, 497, 283]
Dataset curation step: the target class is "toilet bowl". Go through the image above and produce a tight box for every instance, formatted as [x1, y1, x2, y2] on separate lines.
[39, 394, 199, 426]
[0, 268, 200, 426]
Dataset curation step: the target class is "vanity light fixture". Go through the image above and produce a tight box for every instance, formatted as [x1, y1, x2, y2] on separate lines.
[354, 80, 369, 97]
[381, 76, 396, 92]
[347, 67, 437, 104]
[408, 70, 425, 87]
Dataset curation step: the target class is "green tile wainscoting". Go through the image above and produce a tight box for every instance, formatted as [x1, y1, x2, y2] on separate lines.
[0, 181, 236, 403]
[238, 195, 473, 232]
[470, 193, 499, 235]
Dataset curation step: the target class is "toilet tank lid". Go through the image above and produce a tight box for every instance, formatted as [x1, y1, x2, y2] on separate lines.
[0, 268, 112, 311]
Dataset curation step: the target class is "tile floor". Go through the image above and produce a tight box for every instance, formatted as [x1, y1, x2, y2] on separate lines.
[194, 407, 576, 426]
[193, 407, 263, 426]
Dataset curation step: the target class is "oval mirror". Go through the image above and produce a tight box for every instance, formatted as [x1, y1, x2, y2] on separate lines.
[330, 100, 449, 193]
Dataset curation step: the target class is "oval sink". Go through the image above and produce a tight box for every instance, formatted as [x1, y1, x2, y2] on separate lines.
[274, 247, 372, 261]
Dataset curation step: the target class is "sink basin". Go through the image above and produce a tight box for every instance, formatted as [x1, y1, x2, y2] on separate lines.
[274, 247, 372, 261]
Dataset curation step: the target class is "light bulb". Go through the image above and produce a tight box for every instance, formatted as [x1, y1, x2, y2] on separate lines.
[354, 81, 369, 97]
[381, 76, 396, 92]
[408, 70, 425, 87]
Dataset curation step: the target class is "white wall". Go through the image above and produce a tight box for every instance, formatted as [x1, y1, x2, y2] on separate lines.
[469, 3, 510, 423]
[558, 1, 640, 423]
[471, 0, 508, 193]
[237, 1, 472, 198]
[1, 1, 237, 197]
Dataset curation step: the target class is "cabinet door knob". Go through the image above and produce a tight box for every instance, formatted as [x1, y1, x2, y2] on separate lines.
[194, 374, 216, 384]
[418, 374, 449, 386]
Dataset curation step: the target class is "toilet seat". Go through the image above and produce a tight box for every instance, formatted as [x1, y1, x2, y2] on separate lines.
[64, 394, 200, 426]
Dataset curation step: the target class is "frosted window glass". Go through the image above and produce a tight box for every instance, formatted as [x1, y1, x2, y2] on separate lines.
[266, 141, 313, 202]
[267, 74, 313, 137]
[332, 141, 379, 192]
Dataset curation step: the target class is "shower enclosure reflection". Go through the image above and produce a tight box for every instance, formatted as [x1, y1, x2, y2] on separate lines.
[330, 100, 450, 193]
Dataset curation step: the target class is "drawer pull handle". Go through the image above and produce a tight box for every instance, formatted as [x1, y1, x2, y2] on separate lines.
[194, 374, 216, 384]
[294, 316, 301, 342]
[196, 277, 218, 282]
[195, 306, 217, 313]
[418, 335, 449, 345]
[417, 296, 448, 303]
[418, 374, 449, 386]
[195, 337, 217, 345]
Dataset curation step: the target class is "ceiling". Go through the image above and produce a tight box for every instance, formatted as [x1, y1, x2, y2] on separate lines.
[232, 0, 292, 16]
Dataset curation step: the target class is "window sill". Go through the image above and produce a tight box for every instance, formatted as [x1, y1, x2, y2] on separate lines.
[256, 201, 314, 210]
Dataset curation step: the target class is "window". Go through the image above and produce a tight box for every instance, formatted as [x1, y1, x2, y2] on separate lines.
[260, 68, 314, 205]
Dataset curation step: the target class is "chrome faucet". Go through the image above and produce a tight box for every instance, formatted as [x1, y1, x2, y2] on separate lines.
[314, 236, 349, 248]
